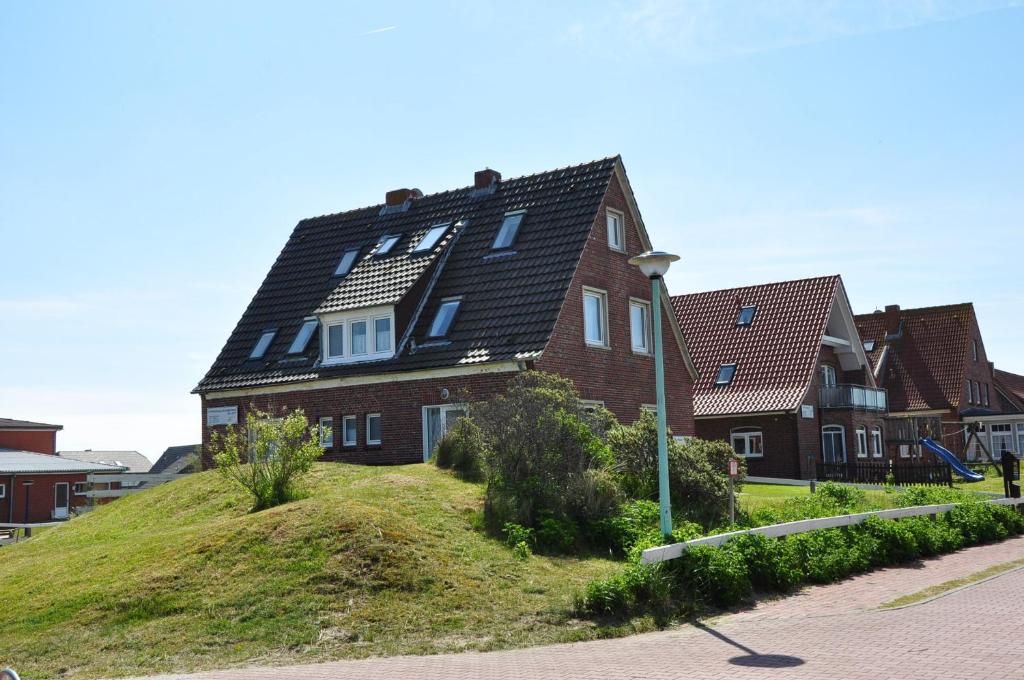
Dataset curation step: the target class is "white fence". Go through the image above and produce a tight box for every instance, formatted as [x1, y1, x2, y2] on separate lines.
[641, 496, 1024, 565]
[84, 472, 180, 499]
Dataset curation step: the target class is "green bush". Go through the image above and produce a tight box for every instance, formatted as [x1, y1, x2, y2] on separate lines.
[861, 516, 920, 566]
[433, 417, 486, 481]
[535, 513, 578, 553]
[731, 534, 803, 592]
[815, 481, 867, 509]
[675, 545, 752, 608]
[592, 500, 661, 556]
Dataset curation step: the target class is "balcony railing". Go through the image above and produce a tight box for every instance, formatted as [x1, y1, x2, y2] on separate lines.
[819, 384, 888, 412]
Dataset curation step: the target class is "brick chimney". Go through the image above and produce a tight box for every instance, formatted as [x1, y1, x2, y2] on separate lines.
[385, 188, 423, 207]
[474, 168, 501, 190]
[884, 304, 901, 334]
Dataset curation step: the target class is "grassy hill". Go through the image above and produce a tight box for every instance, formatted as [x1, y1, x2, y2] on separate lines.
[0, 464, 621, 679]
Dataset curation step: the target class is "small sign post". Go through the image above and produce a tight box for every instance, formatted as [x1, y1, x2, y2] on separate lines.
[728, 458, 739, 525]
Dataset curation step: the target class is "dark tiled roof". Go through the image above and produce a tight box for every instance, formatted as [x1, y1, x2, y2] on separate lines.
[855, 304, 973, 412]
[672, 275, 840, 416]
[0, 418, 62, 430]
[994, 369, 1024, 413]
[196, 157, 618, 392]
[150, 444, 200, 474]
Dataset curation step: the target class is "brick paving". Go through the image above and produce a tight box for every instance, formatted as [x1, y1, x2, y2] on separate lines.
[128, 536, 1024, 680]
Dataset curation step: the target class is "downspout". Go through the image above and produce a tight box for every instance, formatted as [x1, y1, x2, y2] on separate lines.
[7, 474, 13, 523]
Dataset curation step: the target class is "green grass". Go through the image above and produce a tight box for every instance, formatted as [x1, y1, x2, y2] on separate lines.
[0, 464, 621, 680]
[881, 558, 1024, 608]
[737, 482, 895, 516]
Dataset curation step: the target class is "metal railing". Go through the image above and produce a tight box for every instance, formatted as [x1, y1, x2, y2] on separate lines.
[819, 384, 888, 411]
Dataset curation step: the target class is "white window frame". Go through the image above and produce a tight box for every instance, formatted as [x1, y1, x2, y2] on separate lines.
[822, 425, 846, 464]
[606, 208, 626, 252]
[640, 403, 657, 414]
[366, 413, 382, 446]
[319, 417, 334, 448]
[984, 383, 990, 406]
[990, 423, 1014, 456]
[1017, 423, 1024, 454]
[856, 426, 868, 459]
[972, 339, 978, 362]
[73, 481, 88, 496]
[966, 380, 973, 404]
[973, 381, 981, 405]
[580, 399, 605, 414]
[350, 318, 369, 356]
[629, 298, 652, 354]
[0, 483, 5, 499]
[730, 428, 764, 459]
[342, 415, 357, 447]
[320, 305, 396, 365]
[582, 287, 610, 348]
[421, 403, 469, 461]
[821, 365, 837, 387]
[871, 427, 883, 458]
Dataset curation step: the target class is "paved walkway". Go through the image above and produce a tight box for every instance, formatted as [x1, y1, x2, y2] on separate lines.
[129, 536, 1024, 680]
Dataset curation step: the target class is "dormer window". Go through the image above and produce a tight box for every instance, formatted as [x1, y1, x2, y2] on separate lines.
[716, 363, 737, 385]
[375, 235, 401, 256]
[249, 330, 276, 359]
[334, 249, 360, 277]
[321, 305, 395, 365]
[414, 224, 450, 253]
[736, 305, 757, 326]
[428, 297, 462, 338]
[492, 211, 525, 250]
[287, 317, 319, 354]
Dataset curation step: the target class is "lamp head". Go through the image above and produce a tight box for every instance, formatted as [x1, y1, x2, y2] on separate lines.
[628, 250, 680, 279]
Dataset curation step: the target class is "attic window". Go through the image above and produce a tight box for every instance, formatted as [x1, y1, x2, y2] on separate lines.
[249, 330, 276, 359]
[863, 340, 876, 352]
[492, 211, 525, 250]
[334, 249, 360, 277]
[375, 234, 401, 256]
[287, 317, 318, 354]
[414, 224, 450, 253]
[736, 306, 757, 326]
[715, 363, 737, 386]
[428, 297, 462, 337]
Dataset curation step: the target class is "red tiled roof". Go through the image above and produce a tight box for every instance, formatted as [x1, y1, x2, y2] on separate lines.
[672, 275, 840, 417]
[994, 369, 1024, 411]
[854, 304, 973, 413]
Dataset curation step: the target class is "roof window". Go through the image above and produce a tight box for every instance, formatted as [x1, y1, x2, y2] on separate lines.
[492, 211, 525, 250]
[249, 330, 276, 359]
[715, 363, 737, 386]
[414, 224, 450, 253]
[333, 248, 360, 277]
[428, 297, 462, 337]
[375, 234, 401, 256]
[287, 317, 319, 354]
[736, 305, 757, 326]
[863, 340, 876, 352]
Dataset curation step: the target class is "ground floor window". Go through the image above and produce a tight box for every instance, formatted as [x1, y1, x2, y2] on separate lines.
[0, 483, 5, 499]
[73, 482, 88, 496]
[423, 404, 468, 461]
[1018, 424, 1024, 454]
[856, 427, 868, 458]
[822, 425, 846, 464]
[730, 428, 763, 458]
[342, 415, 357, 447]
[871, 427, 883, 458]
[990, 424, 1014, 456]
[366, 414, 382, 446]
[319, 417, 334, 448]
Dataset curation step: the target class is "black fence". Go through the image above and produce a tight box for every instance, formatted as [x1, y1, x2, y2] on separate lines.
[816, 461, 952, 487]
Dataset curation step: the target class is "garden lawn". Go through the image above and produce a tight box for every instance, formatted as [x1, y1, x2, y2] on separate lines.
[738, 482, 895, 516]
[0, 464, 620, 680]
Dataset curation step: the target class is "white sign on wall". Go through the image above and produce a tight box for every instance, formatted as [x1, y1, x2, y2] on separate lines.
[206, 406, 238, 427]
[801, 404, 815, 419]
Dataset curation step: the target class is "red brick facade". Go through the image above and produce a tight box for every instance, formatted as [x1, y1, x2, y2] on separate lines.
[0, 473, 88, 524]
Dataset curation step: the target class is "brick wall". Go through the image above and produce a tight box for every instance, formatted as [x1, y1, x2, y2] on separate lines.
[0, 430, 58, 455]
[0, 473, 88, 523]
[535, 174, 696, 435]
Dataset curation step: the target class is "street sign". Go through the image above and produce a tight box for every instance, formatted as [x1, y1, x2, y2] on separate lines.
[729, 458, 739, 477]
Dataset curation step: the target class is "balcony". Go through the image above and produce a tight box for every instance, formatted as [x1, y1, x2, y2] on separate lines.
[819, 384, 888, 412]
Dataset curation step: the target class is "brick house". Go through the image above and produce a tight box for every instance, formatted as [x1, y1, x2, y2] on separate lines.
[0, 418, 125, 524]
[856, 304, 1024, 462]
[672, 275, 887, 480]
[195, 157, 698, 465]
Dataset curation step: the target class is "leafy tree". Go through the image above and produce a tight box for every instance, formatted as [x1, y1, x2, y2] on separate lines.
[209, 408, 324, 511]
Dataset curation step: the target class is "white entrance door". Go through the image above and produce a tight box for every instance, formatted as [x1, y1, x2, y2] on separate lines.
[822, 426, 847, 464]
[422, 404, 468, 461]
[54, 482, 70, 519]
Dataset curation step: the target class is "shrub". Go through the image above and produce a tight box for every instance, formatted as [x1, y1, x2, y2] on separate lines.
[502, 522, 534, 548]
[535, 513, 578, 553]
[674, 545, 752, 608]
[815, 482, 867, 510]
[861, 516, 920, 566]
[731, 534, 803, 592]
[433, 417, 486, 481]
[790, 528, 868, 583]
[592, 500, 661, 556]
[209, 408, 324, 511]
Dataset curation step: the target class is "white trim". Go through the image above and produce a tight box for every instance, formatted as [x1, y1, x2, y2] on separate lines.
[366, 413, 382, 445]
[871, 427, 883, 458]
[730, 427, 764, 458]
[203, 361, 524, 399]
[321, 305, 396, 365]
[855, 426, 868, 458]
[342, 415, 357, 447]
[318, 416, 334, 448]
[580, 399, 606, 412]
[0, 483, 5, 499]
[629, 297, 653, 355]
[821, 335, 851, 348]
[822, 424, 846, 463]
[606, 207, 626, 252]
[53, 482, 70, 519]
[582, 286, 610, 348]
[421, 403, 469, 461]
[73, 481, 88, 496]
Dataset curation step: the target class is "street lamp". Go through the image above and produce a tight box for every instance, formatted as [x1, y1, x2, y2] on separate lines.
[628, 250, 680, 539]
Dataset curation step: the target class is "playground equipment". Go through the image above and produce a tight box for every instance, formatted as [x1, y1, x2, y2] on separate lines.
[1, 668, 21, 680]
[920, 437, 985, 482]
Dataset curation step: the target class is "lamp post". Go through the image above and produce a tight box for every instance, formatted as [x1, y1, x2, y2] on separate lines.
[628, 250, 680, 539]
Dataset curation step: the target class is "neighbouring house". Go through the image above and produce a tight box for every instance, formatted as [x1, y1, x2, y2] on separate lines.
[672, 275, 887, 480]
[0, 418, 63, 455]
[0, 449, 125, 523]
[195, 157, 698, 465]
[59, 449, 152, 493]
[855, 303, 1024, 462]
[150, 445, 200, 474]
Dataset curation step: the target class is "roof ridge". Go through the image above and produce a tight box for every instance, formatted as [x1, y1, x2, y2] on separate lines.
[854, 302, 974, 318]
[671, 274, 841, 301]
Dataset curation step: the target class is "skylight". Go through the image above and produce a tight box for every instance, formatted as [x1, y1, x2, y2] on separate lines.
[863, 340, 876, 352]
[287, 317, 319, 354]
[736, 305, 757, 326]
[375, 234, 401, 256]
[715, 363, 737, 386]
[428, 298, 462, 337]
[249, 330, 276, 359]
[414, 224, 450, 253]
[334, 248, 360, 277]
[492, 211, 525, 250]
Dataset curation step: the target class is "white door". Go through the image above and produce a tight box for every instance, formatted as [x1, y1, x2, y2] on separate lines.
[822, 426, 846, 464]
[422, 404, 468, 461]
[54, 482, 70, 519]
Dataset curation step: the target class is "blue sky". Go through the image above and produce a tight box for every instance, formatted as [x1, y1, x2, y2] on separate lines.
[2, 1, 1022, 460]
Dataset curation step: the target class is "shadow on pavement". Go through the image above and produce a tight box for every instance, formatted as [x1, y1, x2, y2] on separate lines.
[694, 622, 805, 669]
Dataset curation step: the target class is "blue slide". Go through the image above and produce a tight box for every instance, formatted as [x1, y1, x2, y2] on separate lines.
[920, 437, 985, 482]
